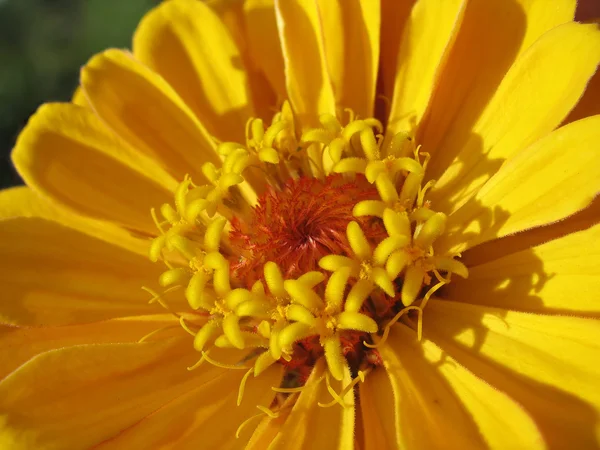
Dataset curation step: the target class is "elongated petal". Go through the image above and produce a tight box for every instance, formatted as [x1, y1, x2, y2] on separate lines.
[0, 187, 149, 257]
[439, 116, 600, 254]
[94, 364, 283, 448]
[564, 68, 600, 124]
[429, 22, 600, 213]
[425, 300, 600, 448]
[317, 0, 380, 117]
[422, 0, 576, 175]
[379, 0, 416, 100]
[359, 367, 399, 450]
[134, 0, 253, 143]
[12, 103, 175, 233]
[267, 359, 355, 449]
[275, 0, 336, 127]
[0, 339, 221, 449]
[81, 49, 220, 181]
[0, 315, 181, 380]
[387, 0, 468, 136]
[377, 325, 485, 448]
[386, 325, 544, 449]
[448, 223, 600, 315]
[0, 216, 170, 326]
[244, 0, 286, 99]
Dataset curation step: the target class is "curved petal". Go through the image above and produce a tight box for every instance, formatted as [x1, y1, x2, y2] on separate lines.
[429, 22, 600, 213]
[564, 66, 600, 125]
[0, 338, 223, 449]
[424, 299, 600, 448]
[379, 0, 416, 101]
[134, 0, 254, 144]
[359, 366, 399, 450]
[12, 103, 175, 233]
[274, 0, 336, 128]
[0, 215, 172, 326]
[377, 326, 485, 448]
[80, 49, 220, 182]
[0, 186, 149, 257]
[208, 0, 278, 121]
[421, 0, 576, 175]
[459, 196, 600, 267]
[317, 0, 380, 117]
[0, 315, 180, 380]
[244, 0, 287, 100]
[447, 223, 600, 316]
[438, 115, 600, 254]
[386, 0, 468, 136]
[419, 332, 543, 449]
[94, 364, 283, 449]
[267, 359, 355, 450]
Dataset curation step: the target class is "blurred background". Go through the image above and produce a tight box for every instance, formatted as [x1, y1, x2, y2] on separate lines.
[0, 0, 159, 188]
[0, 0, 598, 189]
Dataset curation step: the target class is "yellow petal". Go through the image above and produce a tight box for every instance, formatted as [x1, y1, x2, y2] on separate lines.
[94, 363, 283, 448]
[429, 22, 600, 214]
[208, 0, 277, 122]
[268, 359, 355, 450]
[379, 0, 416, 101]
[12, 103, 176, 234]
[0, 215, 170, 326]
[0, 186, 149, 257]
[439, 115, 600, 254]
[386, 0, 468, 136]
[377, 325, 484, 448]
[246, 407, 291, 450]
[419, 331, 544, 449]
[316, 0, 380, 117]
[564, 65, 600, 125]
[71, 86, 88, 106]
[0, 315, 180, 380]
[0, 338, 219, 449]
[425, 299, 600, 448]
[134, 0, 253, 143]
[447, 223, 600, 315]
[275, 0, 336, 128]
[359, 367, 399, 450]
[80, 48, 220, 182]
[244, 0, 287, 100]
[422, 0, 576, 176]
[461, 196, 600, 266]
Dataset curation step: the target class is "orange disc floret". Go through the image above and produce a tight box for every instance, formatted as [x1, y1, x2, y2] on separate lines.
[229, 174, 386, 286]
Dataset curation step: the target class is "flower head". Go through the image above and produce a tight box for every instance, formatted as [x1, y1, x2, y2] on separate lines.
[1, 0, 600, 448]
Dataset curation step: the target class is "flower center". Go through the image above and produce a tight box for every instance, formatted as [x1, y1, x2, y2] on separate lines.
[229, 174, 385, 286]
[144, 101, 469, 421]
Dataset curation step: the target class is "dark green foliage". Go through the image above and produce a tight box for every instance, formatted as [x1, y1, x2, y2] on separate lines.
[0, 0, 158, 187]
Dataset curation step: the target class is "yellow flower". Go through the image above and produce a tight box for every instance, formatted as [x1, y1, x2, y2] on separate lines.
[1, 0, 600, 448]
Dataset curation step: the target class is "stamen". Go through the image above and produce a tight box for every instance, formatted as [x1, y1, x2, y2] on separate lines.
[137, 324, 179, 343]
[201, 351, 252, 370]
[141, 285, 181, 318]
[364, 305, 422, 348]
[235, 405, 282, 439]
[321, 371, 348, 408]
[318, 368, 371, 408]
[256, 405, 280, 419]
[179, 316, 198, 336]
[237, 368, 254, 406]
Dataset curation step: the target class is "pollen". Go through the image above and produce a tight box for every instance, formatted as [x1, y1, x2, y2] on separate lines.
[145, 100, 469, 418]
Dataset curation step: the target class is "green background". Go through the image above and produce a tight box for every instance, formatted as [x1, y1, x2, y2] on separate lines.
[0, 0, 159, 188]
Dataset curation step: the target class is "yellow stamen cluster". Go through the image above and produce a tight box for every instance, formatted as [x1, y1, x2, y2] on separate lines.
[146, 100, 468, 403]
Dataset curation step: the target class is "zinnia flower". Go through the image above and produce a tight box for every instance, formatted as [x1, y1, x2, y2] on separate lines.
[1, 0, 599, 448]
